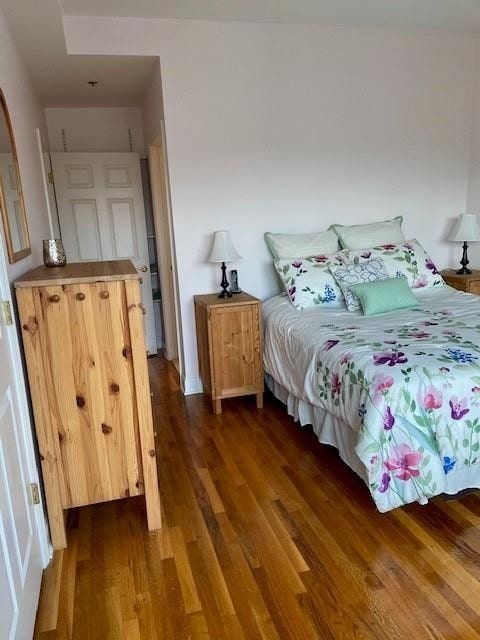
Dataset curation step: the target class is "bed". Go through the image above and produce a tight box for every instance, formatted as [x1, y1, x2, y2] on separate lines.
[263, 285, 480, 512]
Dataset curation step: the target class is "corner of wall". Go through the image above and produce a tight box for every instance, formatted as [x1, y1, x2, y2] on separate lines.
[181, 374, 203, 396]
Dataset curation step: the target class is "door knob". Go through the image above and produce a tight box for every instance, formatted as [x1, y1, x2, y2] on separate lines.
[137, 265, 148, 273]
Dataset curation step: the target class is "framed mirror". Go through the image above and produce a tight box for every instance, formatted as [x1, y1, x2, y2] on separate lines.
[0, 89, 31, 263]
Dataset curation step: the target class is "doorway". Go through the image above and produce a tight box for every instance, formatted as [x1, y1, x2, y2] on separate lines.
[148, 127, 181, 370]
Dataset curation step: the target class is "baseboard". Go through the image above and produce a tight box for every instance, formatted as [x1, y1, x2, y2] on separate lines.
[181, 375, 203, 395]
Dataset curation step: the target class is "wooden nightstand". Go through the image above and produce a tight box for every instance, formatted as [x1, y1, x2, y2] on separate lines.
[194, 292, 264, 414]
[441, 269, 480, 295]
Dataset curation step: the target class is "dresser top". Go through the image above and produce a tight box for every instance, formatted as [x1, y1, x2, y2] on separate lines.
[14, 260, 139, 288]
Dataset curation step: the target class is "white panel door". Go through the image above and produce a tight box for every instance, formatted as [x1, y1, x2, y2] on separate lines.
[51, 152, 156, 354]
[0, 237, 46, 639]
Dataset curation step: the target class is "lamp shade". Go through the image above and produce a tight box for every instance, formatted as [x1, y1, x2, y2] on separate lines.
[448, 213, 480, 242]
[208, 230, 241, 263]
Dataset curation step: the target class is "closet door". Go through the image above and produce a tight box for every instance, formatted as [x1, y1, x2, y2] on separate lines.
[51, 152, 157, 355]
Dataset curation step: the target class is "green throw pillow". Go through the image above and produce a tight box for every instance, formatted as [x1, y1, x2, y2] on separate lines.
[350, 277, 418, 316]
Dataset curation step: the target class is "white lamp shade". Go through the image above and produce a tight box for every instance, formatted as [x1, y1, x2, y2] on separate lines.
[208, 230, 241, 263]
[448, 213, 480, 242]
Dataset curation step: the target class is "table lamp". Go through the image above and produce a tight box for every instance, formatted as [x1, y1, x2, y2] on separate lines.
[448, 213, 480, 274]
[208, 230, 241, 298]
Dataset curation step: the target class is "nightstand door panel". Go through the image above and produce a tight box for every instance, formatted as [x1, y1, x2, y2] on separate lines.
[468, 281, 480, 295]
[210, 304, 262, 398]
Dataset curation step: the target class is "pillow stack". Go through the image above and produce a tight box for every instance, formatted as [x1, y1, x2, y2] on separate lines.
[266, 217, 443, 314]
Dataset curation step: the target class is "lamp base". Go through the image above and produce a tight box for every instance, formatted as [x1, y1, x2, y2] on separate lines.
[218, 261, 232, 298]
[456, 241, 471, 275]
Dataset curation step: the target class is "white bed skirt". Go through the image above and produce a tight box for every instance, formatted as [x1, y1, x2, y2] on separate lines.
[265, 373, 368, 484]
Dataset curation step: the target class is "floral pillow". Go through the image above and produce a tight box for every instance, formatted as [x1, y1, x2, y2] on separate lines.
[274, 252, 349, 310]
[329, 259, 389, 311]
[348, 239, 444, 289]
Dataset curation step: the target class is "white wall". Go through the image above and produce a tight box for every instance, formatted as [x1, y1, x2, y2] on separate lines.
[45, 107, 146, 154]
[0, 8, 52, 282]
[65, 16, 477, 393]
[466, 40, 480, 267]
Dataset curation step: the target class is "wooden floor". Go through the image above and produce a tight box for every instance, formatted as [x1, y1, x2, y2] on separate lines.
[35, 356, 480, 639]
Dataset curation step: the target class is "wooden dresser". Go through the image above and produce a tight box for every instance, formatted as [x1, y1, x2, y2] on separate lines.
[194, 292, 263, 414]
[15, 260, 161, 549]
[441, 269, 480, 295]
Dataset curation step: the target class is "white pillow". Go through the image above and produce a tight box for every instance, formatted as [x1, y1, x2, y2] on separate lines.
[330, 216, 405, 250]
[274, 253, 349, 310]
[265, 230, 340, 259]
[348, 239, 444, 289]
[330, 259, 389, 311]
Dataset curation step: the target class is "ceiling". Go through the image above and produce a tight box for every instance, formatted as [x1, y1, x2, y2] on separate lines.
[2, 0, 480, 108]
[1, 0, 157, 107]
[62, 0, 480, 32]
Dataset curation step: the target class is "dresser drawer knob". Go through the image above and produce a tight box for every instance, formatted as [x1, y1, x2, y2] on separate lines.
[49, 294, 60, 303]
[100, 290, 109, 299]
[76, 292, 85, 301]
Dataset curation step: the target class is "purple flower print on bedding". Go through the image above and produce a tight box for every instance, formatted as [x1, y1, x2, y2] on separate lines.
[383, 407, 395, 430]
[378, 473, 391, 493]
[323, 339, 339, 351]
[425, 257, 439, 275]
[373, 351, 408, 367]
[449, 396, 470, 421]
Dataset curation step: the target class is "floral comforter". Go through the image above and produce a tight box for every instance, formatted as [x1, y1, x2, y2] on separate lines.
[263, 287, 480, 512]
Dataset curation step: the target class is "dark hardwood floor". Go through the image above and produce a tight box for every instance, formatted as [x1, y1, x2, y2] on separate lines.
[35, 355, 480, 639]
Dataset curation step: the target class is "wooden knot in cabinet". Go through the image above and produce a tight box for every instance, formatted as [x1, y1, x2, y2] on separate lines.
[110, 383, 120, 395]
[76, 395, 86, 408]
[101, 423, 112, 435]
[22, 316, 38, 335]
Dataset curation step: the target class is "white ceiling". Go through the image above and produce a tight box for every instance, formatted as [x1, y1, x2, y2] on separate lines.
[61, 0, 480, 32]
[2, 0, 480, 109]
[1, 0, 157, 107]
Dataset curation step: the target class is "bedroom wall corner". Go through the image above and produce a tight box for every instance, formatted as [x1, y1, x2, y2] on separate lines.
[0, 7, 51, 283]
